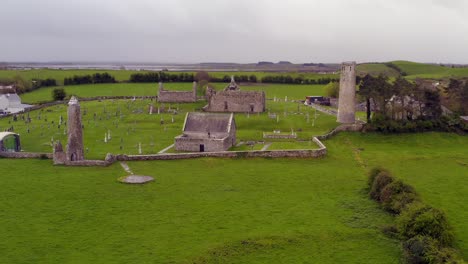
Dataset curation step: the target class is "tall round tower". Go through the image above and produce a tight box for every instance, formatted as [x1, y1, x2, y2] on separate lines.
[66, 96, 84, 161]
[337, 61, 356, 124]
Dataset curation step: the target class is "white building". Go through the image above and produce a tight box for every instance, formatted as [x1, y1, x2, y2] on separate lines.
[0, 93, 32, 114]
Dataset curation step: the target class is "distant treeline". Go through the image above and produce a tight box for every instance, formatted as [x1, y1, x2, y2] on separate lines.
[129, 71, 335, 85]
[130, 72, 195, 83]
[64, 72, 116, 85]
[261, 75, 339, 84]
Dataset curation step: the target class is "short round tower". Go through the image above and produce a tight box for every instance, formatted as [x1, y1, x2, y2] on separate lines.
[66, 96, 84, 161]
[337, 61, 356, 124]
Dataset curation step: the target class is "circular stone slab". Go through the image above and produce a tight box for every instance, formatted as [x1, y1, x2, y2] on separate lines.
[119, 175, 154, 184]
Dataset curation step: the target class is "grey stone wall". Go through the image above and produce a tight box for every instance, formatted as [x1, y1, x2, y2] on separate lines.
[316, 123, 364, 140]
[118, 137, 326, 161]
[174, 136, 233, 152]
[204, 90, 265, 113]
[337, 62, 356, 124]
[0, 152, 52, 159]
[158, 82, 197, 103]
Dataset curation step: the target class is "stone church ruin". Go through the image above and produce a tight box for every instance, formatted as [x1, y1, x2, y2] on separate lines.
[203, 76, 265, 113]
[158, 81, 197, 103]
[175, 112, 236, 152]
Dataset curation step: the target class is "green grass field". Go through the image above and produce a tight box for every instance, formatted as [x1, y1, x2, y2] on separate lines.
[356, 63, 400, 77]
[0, 99, 337, 159]
[20, 83, 326, 104]
[338, 132, 468, 258]
[1, 132, 466, 263]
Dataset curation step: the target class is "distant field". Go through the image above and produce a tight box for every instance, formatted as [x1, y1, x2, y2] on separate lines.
[0, 69, 136, 83]
[20, 83, 327, 103]
[0, 69, 338, 85]
[392, 60, 468, 79]
[356, 63, 400, 77]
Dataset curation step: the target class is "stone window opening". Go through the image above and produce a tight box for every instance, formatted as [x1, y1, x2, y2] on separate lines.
[224, 101, 228, 110]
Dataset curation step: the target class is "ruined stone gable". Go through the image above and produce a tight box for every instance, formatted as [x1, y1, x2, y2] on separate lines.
[157, 82, 197, 103]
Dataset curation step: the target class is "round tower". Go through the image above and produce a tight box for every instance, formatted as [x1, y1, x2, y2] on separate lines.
[337, 61, 356, 124]
[66, 96, 84, 161]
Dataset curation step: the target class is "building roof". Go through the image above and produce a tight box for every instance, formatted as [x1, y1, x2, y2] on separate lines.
[183, 112, 234, 134]
[0, 132, 19, 141]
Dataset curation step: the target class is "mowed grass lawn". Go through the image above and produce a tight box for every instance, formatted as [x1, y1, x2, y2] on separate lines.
[0, 132, 465, 263]
[0, 137, 401, 263]
[20, 82, 327, 104]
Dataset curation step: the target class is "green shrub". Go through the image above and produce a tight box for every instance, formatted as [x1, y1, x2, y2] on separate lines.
[367, 166, 390, 188]
[397, 203, 454, 246]
[402, 236, 463, 264]
[52, 88, 67, 101]
[380, 180, 419, 214]
[369, 171, 394, 201]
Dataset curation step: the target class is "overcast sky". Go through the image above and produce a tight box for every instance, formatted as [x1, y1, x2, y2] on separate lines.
[1, 0, 467, 63]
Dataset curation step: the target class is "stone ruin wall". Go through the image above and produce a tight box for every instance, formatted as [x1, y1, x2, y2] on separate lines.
[158, 82, 197, 103]
[205, 91, 265, 113]
[174, 136, 231, 152]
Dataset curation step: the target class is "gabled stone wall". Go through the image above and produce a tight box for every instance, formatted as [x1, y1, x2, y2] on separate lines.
[204, 90, 265, 113]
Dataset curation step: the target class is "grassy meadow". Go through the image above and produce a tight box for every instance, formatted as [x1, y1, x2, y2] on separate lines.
[1, 132, 466, 263]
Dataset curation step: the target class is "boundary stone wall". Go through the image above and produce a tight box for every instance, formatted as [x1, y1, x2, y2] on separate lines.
[115, 137, 326, 161]
[0, 152, 52, 159]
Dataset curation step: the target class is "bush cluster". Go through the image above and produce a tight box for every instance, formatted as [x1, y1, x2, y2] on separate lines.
[367, 167, 462, 263]
[365, 115, 468, 133]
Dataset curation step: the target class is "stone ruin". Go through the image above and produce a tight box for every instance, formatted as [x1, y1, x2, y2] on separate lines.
[175, 112, 236, 152]
[203, 76, 265, 113]
[157, 81, 197, 103]
[337, 62, 356, 124]
[53, 96, 85, 165]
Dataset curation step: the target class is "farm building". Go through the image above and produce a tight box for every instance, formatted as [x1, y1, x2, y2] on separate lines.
[175, 112, 236, 152]
[0, 132, 21, 152]
[0, 93, 32, 114]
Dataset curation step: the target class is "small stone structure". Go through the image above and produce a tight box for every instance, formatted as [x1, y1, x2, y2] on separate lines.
[203, 77, 265, 113]
[119, 175, 154, 184]
[0, 132, 21, 152]
[158, 81, 197, 103]
[175, 112, 236, 152]
[337, 62, 356, 124]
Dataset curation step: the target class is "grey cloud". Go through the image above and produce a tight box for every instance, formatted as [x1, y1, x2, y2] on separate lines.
[0, 0, 467, 63]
